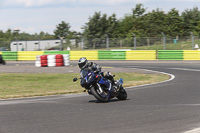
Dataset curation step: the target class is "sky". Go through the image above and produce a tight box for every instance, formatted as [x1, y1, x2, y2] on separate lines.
[0, 0, 200, 34]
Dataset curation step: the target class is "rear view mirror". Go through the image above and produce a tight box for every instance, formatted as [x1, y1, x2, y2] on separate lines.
[73, 78, 78, 82]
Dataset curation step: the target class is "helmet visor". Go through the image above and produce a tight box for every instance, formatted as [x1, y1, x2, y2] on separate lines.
[78, 62, 86, 69]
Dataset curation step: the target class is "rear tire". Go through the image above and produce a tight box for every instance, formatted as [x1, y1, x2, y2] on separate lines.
[90, 86, 109, 103]
[116, 88, 127, 100]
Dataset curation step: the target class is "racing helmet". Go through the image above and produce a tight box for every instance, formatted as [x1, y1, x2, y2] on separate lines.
[78, 57, 88, 69]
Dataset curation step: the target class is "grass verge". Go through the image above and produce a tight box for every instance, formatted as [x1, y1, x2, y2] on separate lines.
[0, 73, 169, 99]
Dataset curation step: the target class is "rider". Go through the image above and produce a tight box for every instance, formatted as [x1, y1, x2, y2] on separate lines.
[78, 57, 116, 98]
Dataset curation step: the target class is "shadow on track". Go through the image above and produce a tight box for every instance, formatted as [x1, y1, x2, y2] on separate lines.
[89, 98, 130, 103]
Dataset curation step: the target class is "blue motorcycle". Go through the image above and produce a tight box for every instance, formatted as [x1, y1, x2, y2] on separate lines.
[73, 68, 127, 102]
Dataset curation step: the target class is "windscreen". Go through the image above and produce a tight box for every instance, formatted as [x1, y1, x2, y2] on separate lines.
[80, 68, 91, 78]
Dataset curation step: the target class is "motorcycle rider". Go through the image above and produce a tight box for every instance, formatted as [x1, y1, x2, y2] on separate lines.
[78, 57, 116, 98]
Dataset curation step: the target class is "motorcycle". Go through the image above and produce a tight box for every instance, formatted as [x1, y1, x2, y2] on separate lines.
[73, 68, 127, 102]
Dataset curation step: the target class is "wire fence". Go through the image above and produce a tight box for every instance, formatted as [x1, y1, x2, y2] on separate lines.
[1, 36, 200, 51]
[0, 41, 10, 51]
[65, 36, 200, 50]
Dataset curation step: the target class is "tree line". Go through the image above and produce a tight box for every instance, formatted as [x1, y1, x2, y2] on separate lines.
[83, 4, 200, 39]
[0, 4, 200, 48]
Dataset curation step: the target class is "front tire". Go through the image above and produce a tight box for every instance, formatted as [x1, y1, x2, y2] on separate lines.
[116, 88, 127, 100]
[90, 86, 109, 103]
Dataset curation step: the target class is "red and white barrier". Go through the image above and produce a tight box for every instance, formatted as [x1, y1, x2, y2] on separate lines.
[35, 54, 70, 67]
[55, 54, 64, 66]
[47, 55, 56, 67]
[40, 55, 48, 67]
[35, 55, 41, 67]
[63, 54, 70, 66]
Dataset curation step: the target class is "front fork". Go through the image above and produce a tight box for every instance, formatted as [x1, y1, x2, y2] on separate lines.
[96, 83, 104, 94]
[87, 83, 104, 95]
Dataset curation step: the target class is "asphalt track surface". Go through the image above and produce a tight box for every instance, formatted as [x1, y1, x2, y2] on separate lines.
[1, 61, 200, 133]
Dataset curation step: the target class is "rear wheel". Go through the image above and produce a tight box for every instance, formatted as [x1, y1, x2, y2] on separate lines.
[116, 88, 127, 100]
[90, 85, 109, 103]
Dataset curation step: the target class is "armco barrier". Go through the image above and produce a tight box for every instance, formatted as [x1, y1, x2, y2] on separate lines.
[2, 51, 18, 60]
[2, 50, 200, 61]
[98, 51, 126, 60]
[126, 50, 156, 60]
[18, 51, 44, 60]
[157, 50, 183, 60]
[183, 50, 200, 60]
[70, 51, 98, 60]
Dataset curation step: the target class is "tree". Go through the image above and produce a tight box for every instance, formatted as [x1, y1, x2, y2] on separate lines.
[140, 8, 167, 37]
[116, 4, 148, 38]
[132, 3, 146, 18]
[165, 8, 183, 36]
[54, 21, 71, 38]
[106, 13, 119, 38]
[117, 15, 134, 38]
[83, 12, 119, 48]
[85, 12, 102, 48]
[182, 7, 200, 36]
[38, 32, 55, 40]
[195, 21, 200, 35]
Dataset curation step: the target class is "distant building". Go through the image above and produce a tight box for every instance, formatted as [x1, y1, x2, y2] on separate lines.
[10, 39, 61, 51]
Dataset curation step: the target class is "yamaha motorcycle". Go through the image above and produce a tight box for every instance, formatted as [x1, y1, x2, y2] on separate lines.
[73, 68, 127, 102]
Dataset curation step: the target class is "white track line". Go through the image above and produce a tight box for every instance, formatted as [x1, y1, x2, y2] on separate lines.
[125, 68, 175, 89]
[183, 127, 200, 133]
[170, 68, 200, 72]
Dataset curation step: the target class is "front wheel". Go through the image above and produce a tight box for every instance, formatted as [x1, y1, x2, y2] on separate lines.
[116, 88, 127, 100]
[90, 86, 109, 103]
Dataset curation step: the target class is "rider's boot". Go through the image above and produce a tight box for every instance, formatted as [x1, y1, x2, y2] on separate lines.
[109, 85, 119, 99]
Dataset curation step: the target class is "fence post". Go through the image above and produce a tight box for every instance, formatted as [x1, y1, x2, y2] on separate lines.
[132, 33, 136, 50]
[59, 36, 64, 51]
[14, 37, 18, 51]
[81, 35, 84, 50]
[161, 32, 166, 50]
[190, 32, 194, 50]
[37, 35, 40, 51]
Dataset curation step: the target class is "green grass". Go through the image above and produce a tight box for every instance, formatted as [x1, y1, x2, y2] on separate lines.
[122, 40, 199, 50]
[136, 41, 198, 50]
[0, 73, 169, 99]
